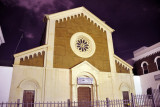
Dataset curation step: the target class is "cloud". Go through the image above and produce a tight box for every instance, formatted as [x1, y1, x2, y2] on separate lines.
[25, 33, 34, 39]
[1, 0, 74, 17]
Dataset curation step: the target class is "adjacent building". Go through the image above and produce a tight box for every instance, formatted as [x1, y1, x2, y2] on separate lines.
[132, 42, 160, 94]
[0, 66, 13, 102]
[9, 7, 135, 103]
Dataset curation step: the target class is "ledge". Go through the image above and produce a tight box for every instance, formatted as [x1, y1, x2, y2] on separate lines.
[114, 54, 133, 69]
[45, 7, 115, 33]
[14, 45, 48, 58]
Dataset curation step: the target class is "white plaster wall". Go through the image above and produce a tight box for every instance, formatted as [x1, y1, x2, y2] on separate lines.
[140, 70, 160, 94]
[98, 73, 135, 100]
[45, 68, 70, 102]
[9, 66, 44, 102]
[0, 66, 13, 102]
[98, 72, 114, 100]
[113, 73, 135, 99]
[133, 76, 142, 94]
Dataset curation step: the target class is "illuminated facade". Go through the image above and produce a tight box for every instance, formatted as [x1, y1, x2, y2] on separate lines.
[9, 7, 135, 103]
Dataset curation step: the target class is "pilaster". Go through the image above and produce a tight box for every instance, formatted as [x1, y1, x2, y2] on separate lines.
[106, 31, 116, 73]
[45, 19, 56, 68]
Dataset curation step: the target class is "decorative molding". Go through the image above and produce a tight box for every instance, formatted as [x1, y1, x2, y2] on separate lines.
[71, 60, 99, 73]
[119, 82, 130, 91]
[14, 45, 48, 57]
[154, 56, 160, 70]
[133, 42, 160, 61]
[13, 65, 45, 69]
[45, 7, 114, 33]
[71, 60, 99, 102]
[114, 55, 133, 70]
[141, 61, 149, 67]
[70, 32, 96, 58]
[71, 60, 99, 85]
[17, 79, 40, 89]
[141, 61, 149, 74]
[154, 56, 160, 63]
[14, 45, 48, 64]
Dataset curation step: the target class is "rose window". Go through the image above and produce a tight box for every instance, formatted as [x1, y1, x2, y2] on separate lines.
[70, 32, 96, 58]
[76, 38, 89, 52]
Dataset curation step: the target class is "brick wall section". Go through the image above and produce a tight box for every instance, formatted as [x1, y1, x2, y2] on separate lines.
[20, 52, 45, 67]
[115, 61, 130, 73]
[54, 15, 111, 72]
[133, 51, 160, 75]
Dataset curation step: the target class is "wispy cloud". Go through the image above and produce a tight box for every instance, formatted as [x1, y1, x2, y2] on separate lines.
[1, 0, 74, 17]
[25, 33, 34, 39]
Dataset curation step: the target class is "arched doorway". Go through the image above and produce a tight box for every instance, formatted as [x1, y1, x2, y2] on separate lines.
[17, 79, 40, 104]
[76, 76, 95, 107]
[71, 61, 99, 103]
[72, 72, 98, 103]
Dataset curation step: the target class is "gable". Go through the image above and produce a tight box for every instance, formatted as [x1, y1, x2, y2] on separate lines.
[71, 61, 99, 84]
[71, 61, 99, 72]
[53, 14, 111, 72]
[45, 7, 114, 33]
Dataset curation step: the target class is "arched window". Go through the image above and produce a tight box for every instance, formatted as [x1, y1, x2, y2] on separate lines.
[141, 61, 149, 74]
[147, 87, 152, 99]
[154, 56, 160, 70]
[157, 58, 160, 70]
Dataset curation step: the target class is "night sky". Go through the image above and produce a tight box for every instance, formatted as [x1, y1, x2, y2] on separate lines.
[0, 0, 160, 66]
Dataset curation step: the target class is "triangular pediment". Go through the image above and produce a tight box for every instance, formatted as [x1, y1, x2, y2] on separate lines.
[71, 61, 99, 73]
[71, 61, 99, 85]
[45, 7, 114, 33]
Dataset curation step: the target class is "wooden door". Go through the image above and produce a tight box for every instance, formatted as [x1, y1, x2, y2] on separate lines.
[122, 91, 129, 107]
[78, 87, 91, 107]
[23, 90, 35, 107]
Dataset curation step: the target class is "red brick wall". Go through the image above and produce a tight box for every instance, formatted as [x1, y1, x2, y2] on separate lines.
[133, 51, 160, 75]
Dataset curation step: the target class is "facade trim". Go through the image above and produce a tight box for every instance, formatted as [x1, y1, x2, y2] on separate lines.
[45, 7, 115, 33]
[133, 42, 160, 61]
[154, 56, 160, 70]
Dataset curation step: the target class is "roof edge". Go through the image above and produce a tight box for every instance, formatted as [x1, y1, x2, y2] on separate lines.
[45, 6, 115, 33]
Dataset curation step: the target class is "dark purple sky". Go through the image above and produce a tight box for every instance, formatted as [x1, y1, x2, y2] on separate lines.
[0, 0, 160, 66]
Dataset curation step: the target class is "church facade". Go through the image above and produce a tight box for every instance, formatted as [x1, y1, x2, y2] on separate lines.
[9, 7, 135, 103]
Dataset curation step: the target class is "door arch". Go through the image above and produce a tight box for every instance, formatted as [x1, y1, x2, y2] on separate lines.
[72, 71, 98, 102]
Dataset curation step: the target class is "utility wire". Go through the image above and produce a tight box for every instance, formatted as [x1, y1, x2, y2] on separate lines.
[14, 33, 23, 54]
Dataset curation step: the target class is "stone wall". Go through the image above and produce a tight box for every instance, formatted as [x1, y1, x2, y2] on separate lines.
[54, 14, 110, 72]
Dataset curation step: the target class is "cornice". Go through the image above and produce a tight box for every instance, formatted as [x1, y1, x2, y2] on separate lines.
[114, 55, 133, 69]
[14, 45, 48, 57]
[132, 47, 160, 61]
[45, 7, 115, 33]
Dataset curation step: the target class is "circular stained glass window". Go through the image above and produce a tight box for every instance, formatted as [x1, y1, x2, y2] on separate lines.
[76, 38, 89, 52]
[70, 32, 96, 58]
